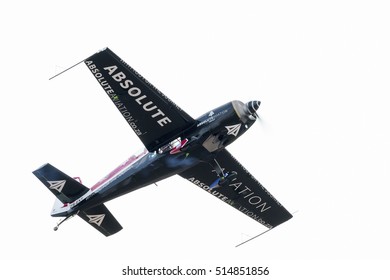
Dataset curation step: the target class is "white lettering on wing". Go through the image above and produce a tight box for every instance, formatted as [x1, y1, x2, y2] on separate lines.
[103, 65, 172, 127]
[186, 174, 272, 227]
[85, 61, 143, 135]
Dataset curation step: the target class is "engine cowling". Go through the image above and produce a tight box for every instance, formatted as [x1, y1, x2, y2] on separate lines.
[196, 100, 261, 152]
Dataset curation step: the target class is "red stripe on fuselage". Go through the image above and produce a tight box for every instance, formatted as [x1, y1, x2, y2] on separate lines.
[90, 149, 148, 191]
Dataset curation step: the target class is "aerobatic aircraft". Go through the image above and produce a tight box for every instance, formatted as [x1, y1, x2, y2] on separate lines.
[33, 48, 292, 238]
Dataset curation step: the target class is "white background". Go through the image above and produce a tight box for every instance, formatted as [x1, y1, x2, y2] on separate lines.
[1, 0, 390, 278]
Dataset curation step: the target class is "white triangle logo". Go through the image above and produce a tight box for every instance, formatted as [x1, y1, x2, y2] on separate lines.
[48, 180, 66, 193]
[86, 214, 105, 227]
[225, 124, 242, 137]
[209, 111, 215, 117]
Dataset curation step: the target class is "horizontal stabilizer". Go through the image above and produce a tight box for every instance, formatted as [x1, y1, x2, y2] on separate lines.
[78, 204, 122, 237]
[33, 163, 89, 203]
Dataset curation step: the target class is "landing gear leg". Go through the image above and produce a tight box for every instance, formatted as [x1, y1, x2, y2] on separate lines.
[53, 212, 78, 231]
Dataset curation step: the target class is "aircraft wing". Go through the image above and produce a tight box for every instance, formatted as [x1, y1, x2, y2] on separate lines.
[179, 149, 292, 228]
[84, 48, 196, 151]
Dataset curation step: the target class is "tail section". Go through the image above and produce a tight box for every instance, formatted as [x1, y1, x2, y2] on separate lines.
[33, 163, 122, 236]
[51, 197, 70, 217]
[33, 163, 89, 203]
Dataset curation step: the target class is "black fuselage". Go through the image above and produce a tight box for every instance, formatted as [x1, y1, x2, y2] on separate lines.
[71, 100, 257, 214]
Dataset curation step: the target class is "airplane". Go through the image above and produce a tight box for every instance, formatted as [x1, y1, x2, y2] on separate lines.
[33, 48, 292, 238]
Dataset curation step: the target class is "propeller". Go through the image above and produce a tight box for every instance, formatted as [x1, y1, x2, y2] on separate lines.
[245, 100, 266, 128]
[255, 111, 265, 126]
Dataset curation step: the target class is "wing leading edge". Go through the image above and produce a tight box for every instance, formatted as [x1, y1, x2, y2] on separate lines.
[84, 48, 196, 151]
[179, 149, 292, 228]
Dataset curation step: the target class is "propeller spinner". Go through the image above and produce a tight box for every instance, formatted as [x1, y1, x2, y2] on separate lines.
[246, 100, 261, 115]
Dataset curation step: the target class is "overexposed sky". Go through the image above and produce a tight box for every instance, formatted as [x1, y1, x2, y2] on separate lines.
[1, 0, 390, 278]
